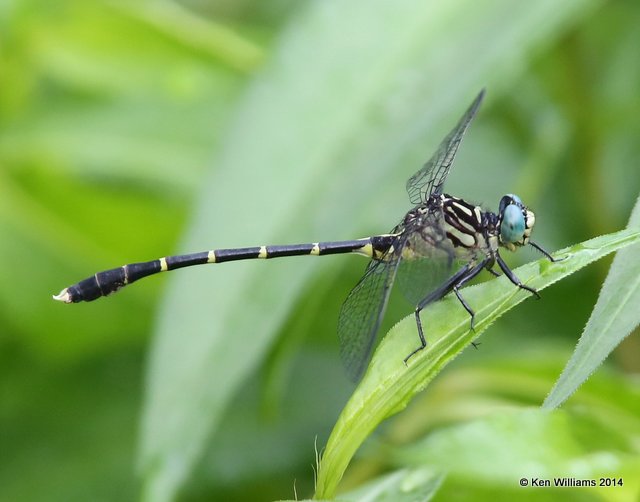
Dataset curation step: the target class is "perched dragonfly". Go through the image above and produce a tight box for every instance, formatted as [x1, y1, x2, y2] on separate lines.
[54, 89, 559, 381]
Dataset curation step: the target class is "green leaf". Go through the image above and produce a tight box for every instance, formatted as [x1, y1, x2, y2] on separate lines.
[394, 408, 640, 499]
[543, 196, 640, 409]
[337, 350, 640, 500]
[339, 468, 445, 502]
[315, 229, 640, 498]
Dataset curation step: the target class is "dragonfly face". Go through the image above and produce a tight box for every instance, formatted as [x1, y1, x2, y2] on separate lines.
[497, 194, 535, 251]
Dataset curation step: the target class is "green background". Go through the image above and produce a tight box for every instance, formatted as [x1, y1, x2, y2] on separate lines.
[2, 1, 639, 501]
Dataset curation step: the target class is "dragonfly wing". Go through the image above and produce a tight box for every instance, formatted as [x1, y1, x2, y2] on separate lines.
[396, 244, 482, 306]
[396, 208, 480, 305]
[406, 90, 485, 205]
[337, 249, 403, 382]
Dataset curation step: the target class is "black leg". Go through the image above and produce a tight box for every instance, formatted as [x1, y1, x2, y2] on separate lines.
[453, 260, 488, 330]
[406, 265, 471, 364]
[487, 267, 501, 277]
[529, 240, 564, 262]
[405, 259, 489, 365]
[495, 253, 540, 299]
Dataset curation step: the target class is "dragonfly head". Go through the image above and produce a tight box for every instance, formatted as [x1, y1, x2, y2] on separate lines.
[497, 194, 535, 251]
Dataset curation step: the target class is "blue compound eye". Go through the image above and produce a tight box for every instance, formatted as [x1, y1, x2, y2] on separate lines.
[499, 194, 522, 213]
[500, 204, 525, 243]
[509, 194, 522, 205]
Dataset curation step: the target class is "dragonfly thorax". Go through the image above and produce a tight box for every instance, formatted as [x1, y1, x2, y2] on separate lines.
[437, 194, 490, 251]
[497, 194, 535, 251]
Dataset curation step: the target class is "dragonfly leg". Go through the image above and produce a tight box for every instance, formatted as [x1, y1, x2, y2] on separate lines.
[409, 311, 428, 364]
[487, 267, 501, 277]
[453, 260, 489, 331]
[405, 259, 489, 365]
[496, 253, 541, 299]
[529, 240, 564, 262]
[406, 265, 470, 364]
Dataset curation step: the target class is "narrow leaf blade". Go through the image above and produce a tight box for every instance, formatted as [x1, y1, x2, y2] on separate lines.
[543, 196, 640, 409]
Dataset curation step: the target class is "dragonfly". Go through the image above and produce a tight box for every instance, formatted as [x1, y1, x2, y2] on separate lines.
[53, 89, 559, 381]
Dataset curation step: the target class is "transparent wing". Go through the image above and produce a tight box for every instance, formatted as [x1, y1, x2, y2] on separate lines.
[406, 89, 485, 205]
[337, 244, 404, 382]
[396, 209, 480, 305]
[396, 242, 481, 306]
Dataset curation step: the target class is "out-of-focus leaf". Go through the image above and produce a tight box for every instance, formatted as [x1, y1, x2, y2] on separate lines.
[315, 229, 640, 498]
[117, 1, 263, 73]
[0, 0, 247, 360]
[395, 408, 640, 499]
[339, 468, 444, 502]
[543, 196, 640, 409]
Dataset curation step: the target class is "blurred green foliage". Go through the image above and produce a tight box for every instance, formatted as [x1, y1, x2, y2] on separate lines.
[1, 1, 639, 501]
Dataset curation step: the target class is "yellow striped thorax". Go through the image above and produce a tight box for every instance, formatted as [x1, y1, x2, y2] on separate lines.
[440, 194, 486, 250]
